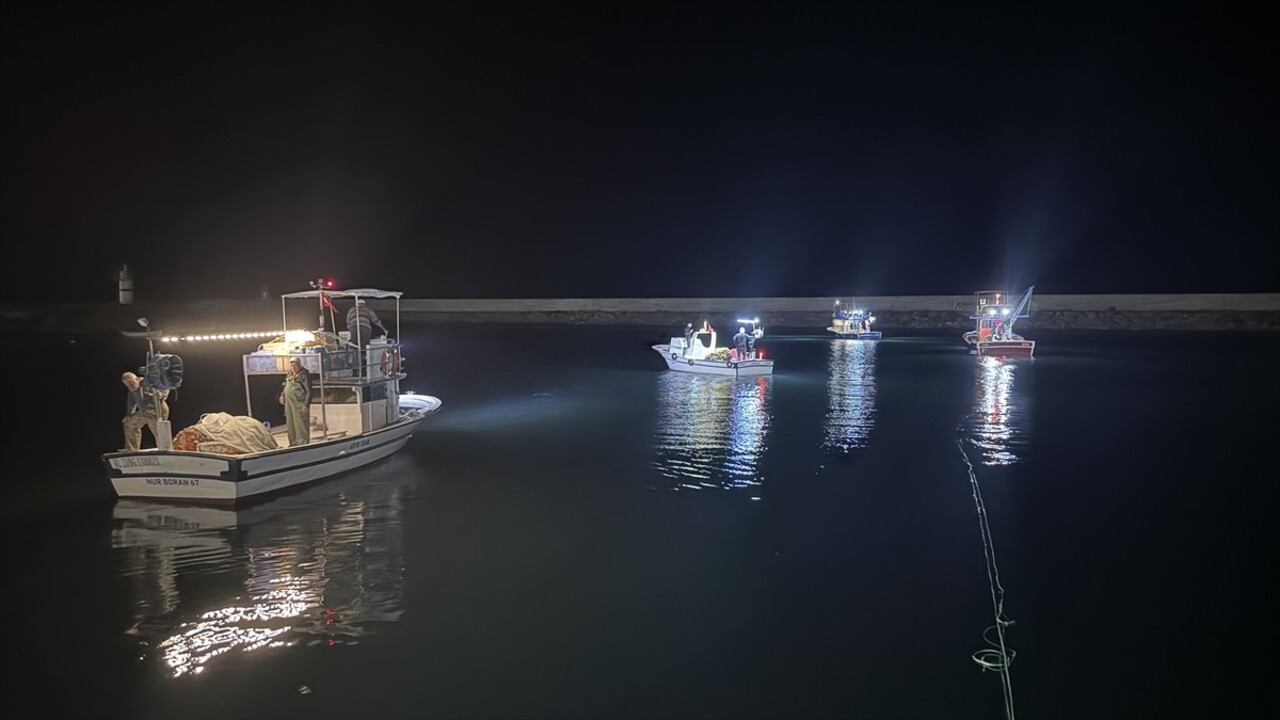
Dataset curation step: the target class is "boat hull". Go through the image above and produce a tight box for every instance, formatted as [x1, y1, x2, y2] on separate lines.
[652, 345, 773, 376]
[103, 397, 441, 505]
[963, 331, 1035, 358]
[827, 328, 882, 340]
[968, 339, 1035, 358]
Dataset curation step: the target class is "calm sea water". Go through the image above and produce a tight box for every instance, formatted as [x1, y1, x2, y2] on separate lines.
[5, 324, 1277, 719]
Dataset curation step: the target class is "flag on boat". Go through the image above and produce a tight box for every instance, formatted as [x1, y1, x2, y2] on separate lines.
[319, 292, 335, 310]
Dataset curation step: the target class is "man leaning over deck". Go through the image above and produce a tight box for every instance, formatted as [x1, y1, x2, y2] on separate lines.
[121, 371, 169, 451]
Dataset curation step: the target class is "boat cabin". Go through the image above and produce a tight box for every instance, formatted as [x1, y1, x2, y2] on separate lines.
[671, 321, 718, 360]
[831, 301, 875, 334]
[242, 287, 407, 446]
[966, 287, 1035, 347]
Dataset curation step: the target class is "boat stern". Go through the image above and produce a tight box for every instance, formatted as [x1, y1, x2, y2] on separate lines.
[103, 450, 241, 504]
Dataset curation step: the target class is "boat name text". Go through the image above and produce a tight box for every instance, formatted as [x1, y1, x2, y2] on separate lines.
[111, 456, 162, 468]
[143, 478, 200, 487]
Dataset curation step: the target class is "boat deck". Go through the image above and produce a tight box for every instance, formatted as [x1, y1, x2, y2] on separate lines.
[271, 423, 349, 449]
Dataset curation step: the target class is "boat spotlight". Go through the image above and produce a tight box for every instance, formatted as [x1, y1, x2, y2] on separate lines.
[137, 317, 150, 329]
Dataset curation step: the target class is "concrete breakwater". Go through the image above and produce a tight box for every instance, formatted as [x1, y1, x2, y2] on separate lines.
[2, 294, 1278, 335]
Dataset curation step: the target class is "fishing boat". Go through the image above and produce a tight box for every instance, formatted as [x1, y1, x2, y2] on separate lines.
[102, 284, 443, 505]
[652, 318, 774, 376]
[962, 286, 1036, 358]
[827, 300, 882, 339]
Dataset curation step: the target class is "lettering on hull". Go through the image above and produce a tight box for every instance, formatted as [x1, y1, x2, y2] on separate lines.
[143, 478, 200, 487]
[111, 456, 162, 468]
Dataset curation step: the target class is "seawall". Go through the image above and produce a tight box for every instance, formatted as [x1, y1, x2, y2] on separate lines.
[2, 294, 1278, 335]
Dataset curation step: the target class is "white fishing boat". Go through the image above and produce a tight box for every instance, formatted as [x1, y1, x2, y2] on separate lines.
[102, 285, 442, 505]
[827, 300, 882, 339]
[962, 286, 1036, 358]
[652, 318, 774, 376]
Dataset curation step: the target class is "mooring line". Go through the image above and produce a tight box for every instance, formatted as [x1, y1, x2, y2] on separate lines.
[956, 437, 1017, 720]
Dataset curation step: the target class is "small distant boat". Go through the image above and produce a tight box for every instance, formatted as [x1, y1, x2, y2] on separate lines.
[962, 286, 1036, 358]
[102, 286, 443, 505]
[652, 318, 774, 376]
[827, 300, 882, 339]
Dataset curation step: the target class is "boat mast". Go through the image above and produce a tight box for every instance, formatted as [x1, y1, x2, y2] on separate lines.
[1006, 286, 1035, 332]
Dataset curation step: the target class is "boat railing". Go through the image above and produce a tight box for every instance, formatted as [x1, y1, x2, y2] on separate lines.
[242, 338, 402, 383]
[240, 336, 405, 440]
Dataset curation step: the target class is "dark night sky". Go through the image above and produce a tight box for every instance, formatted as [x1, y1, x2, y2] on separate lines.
[2, 0, 1275, 302]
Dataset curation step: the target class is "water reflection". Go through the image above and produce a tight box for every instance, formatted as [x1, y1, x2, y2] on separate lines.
[963, 356, 1031, 465]
[112, 468, 414, 678]
[651, 373, 773, 492]
[823, 339, 878, 452]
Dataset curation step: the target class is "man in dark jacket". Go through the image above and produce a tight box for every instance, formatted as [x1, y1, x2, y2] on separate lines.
[733, 327, 750, 360]
[346, 301, 389, 349]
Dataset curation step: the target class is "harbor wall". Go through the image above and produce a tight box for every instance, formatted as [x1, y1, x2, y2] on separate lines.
[2, 294, 1278, 335]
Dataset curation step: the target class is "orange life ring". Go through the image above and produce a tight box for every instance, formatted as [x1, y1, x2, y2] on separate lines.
[380, 347, 400, 374]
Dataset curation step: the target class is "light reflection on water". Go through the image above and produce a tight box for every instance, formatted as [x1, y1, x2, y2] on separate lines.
[651, 373, 773, 493]
[111, 472, 414, 678]
[823, 339, 878, 452]
[963, 355, 1031, 465]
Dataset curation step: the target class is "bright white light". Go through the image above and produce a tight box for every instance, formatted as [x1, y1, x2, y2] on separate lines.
[1001, 308, 1010, 315]
[163, 329, 295, 342]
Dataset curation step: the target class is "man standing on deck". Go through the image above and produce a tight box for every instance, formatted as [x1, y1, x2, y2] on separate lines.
[346, 301, 389, 350]
[733, 326, 750, 360]
[121, 371, 169, 451]
[278, 357, 312, 446]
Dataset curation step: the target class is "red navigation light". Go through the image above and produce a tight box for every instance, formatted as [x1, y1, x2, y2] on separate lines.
[758, 349, 765, 359]
[325, 279, 334, 288]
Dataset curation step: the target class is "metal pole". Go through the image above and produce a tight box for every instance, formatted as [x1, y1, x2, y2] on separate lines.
[244, 355, 252, 418]
[318, 354, 328, 441]
[146, 338, 173, 450]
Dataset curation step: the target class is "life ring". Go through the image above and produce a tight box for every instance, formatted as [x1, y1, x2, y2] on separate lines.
[671, 353, 678, 362]
[380, 347, 401, 374]
[687, 358, 695, 366]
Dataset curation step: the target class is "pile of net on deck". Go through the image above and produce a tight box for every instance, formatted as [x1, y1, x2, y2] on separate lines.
[174, 412, 279, 454]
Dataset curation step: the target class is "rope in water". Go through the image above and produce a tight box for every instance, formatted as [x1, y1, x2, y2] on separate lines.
[956, 438, 1017, 720]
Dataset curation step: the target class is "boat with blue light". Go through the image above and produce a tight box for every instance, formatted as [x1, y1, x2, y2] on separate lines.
[827, 300, 882, 339]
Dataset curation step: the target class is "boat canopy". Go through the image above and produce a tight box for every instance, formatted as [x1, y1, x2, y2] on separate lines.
[280, 288, 404, 300]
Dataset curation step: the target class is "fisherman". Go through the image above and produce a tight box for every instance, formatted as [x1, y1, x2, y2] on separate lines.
[733, 326, 750, 360]
[121, 371, 170, 451]
[278, 357, 312, 447]
[346, 300, 390, 350]
[683, 322, 695, 349]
